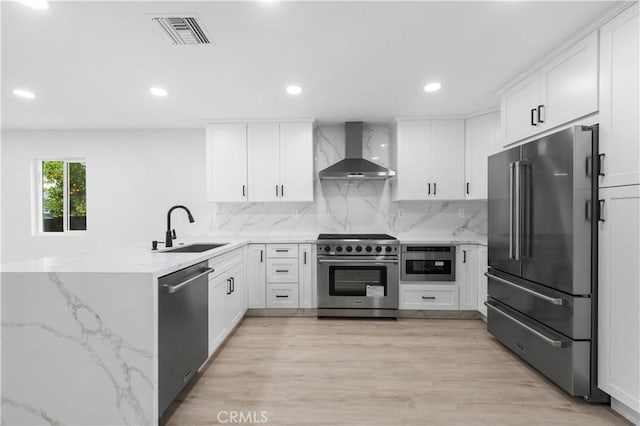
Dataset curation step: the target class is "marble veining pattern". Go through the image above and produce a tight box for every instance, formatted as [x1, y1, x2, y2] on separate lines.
[1, 272, 155, 425]
[205, 124, 487, 241]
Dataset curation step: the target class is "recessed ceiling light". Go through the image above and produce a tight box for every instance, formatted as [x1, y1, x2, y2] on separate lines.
[150, 87, 168, 97]
[424, 82, 442, 93]
[18, 0, 49, 10]
[13, 89, 36, 99]
[286, 85, 302, 95]
[380, 144, 387, 148]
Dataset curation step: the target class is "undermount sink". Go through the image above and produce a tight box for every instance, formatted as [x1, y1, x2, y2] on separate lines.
[163, 243, 227, 253]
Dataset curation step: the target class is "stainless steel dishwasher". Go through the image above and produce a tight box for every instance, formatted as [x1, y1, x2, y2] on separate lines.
[158, 261, 213, 416]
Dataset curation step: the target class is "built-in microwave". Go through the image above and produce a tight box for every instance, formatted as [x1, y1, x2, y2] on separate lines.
[400, 245, 456, 281]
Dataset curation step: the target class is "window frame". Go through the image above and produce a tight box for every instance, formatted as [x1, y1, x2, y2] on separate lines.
[34, 158, 88, 235]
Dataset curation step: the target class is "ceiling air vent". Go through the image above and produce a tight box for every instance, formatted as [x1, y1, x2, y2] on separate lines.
[152, 16, 213, 45]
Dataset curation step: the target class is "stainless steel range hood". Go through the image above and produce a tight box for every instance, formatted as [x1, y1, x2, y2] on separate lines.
[318, 122, 396, 180]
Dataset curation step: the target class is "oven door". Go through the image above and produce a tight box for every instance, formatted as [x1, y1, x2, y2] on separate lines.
[317, 256, 399, 309]
[401, 253, 455, 281]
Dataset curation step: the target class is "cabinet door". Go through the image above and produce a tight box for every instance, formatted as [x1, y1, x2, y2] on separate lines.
[279, 122, 314, 202]
[501, 74, 539, 145]
[247, 122, 280, 202]
[394, 120, 432, 200]
[465, 112, 499, 200]
[539, 31, 598, 131]
[298, 244, 314, 308]
[599, 5, 640, 188]
[431, 120, 465, 200]
[457, 245, 478, 310]
[208, 274, 230, 356]
[598, 184, 640, 409]
[247, 244, 266, 309]
[476, 246, 488, 316]
[206, 124, 247, 202]
[227, 265, 244, 326]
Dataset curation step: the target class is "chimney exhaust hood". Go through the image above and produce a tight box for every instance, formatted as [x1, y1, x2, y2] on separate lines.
[318, 122, 396, 180]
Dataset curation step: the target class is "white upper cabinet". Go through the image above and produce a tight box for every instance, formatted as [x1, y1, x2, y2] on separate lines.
[539, 31, 598, 130]
[208, 120, 314, 203]
[247, 121, 314, 202]
[599, 4, 639, 188]
[279, 122, 314, 202]
[394, 120, 432, 200]
[393, 119, 465, 201]
[500, 30, 598, 145]
[248, 123, 281, 202]
[501, 74, 541, 144]
[464, 112, 499, 200]
[206, 123, 248, 202]
[431, 120, 465, 200]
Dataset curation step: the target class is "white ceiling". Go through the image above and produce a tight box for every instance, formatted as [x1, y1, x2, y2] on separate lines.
[1, 1, 626, 129]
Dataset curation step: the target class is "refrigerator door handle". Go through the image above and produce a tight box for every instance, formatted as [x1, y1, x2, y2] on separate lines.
[509, 162, 515, 259]
[514, 161, 521, 261]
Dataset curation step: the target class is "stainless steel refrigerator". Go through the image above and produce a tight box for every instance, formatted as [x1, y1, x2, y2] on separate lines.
[486, 125, 608, 402]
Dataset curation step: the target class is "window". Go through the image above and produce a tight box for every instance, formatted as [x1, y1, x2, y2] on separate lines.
[37, 159, 87, 233]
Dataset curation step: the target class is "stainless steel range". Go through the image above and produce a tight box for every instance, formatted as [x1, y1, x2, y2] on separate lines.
[317, 234, 399, 318]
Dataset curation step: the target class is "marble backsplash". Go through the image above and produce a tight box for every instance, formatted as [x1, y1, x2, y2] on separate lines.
[205, 125, 487, 240]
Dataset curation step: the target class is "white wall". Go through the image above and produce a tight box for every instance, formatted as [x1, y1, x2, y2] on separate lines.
[1, 129, 209, 263]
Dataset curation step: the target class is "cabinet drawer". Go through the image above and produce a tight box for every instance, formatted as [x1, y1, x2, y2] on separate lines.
[266, 258, 298, 283]
[400, 284, 458, 310]
[266, 284, 299, 308]
[486, 300, 590, 396]
[208, 249, 243, 279]
[266, 244, 299, 258]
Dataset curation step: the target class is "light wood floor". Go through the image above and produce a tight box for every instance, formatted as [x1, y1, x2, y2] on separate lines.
[165, 317, 629, 426]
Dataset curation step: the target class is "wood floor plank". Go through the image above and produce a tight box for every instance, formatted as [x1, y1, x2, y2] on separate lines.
[164, 317, 629, 426]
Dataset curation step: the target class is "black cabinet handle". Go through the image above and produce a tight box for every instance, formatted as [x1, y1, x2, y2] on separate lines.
[422, 296, 436, 300]
[303, 251, 307, 264]
[231, 277, 235, 293]
[275, 269, 289, 273]
[242, 185, 246, 197]
[463, 250, 467, 263]
[276, 185, 279, 197]
[531, 108, 538, 126]
[260, 250, 264, 263]
[427, 182, 431, 195]
[598, 153, 606, 177]
[433, 182, 437, 195]
[466, 182, 470, 195]
[275, 295, 289, 298]
[598, 200, 605, 222]
[226, 278, 232, 295]
[537, 105, 545, 123]
[275, 249, 289, 253]
[281, 185, 284, 197]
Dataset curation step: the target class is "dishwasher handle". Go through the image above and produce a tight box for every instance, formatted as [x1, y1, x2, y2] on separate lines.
[164, 268, 215, 294]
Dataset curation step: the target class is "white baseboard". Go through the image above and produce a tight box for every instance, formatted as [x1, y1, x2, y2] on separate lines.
[611, 397, 639, 425]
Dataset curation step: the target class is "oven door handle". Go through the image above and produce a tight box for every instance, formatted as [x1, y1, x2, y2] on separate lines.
[318, 259, 398, 265]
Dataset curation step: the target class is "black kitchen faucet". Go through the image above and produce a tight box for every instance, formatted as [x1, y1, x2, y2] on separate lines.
[165, 205, 195, 248]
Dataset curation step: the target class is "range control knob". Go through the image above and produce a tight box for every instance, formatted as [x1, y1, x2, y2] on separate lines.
[365, 246, 372, 252]
[346, 246, 353, 252]
[385, 246, 392, 253]
[355, 246, 363, 252]
[324, 246, 330, 252]
[336, 246, 343, 252]
[375, 246, 382, 253]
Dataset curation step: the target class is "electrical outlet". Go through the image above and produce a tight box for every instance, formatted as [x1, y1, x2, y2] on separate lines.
[458, 208, 465, 218]
[291, 209, 298, 219]
[398, 209, 405, 218]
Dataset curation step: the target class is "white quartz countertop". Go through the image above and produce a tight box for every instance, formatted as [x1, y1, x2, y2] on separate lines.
[399, 238, 487, 245]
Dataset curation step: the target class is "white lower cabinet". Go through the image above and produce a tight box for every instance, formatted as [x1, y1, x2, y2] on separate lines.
[247, 244, 267, 308]
[208, 250, 244, 357]
[457, 245, 478, 310]
[598, 184, 640, 414]
[400, 284, 459, 310]
[266, 284, 299, 308]
[298, 244, 314, 308]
